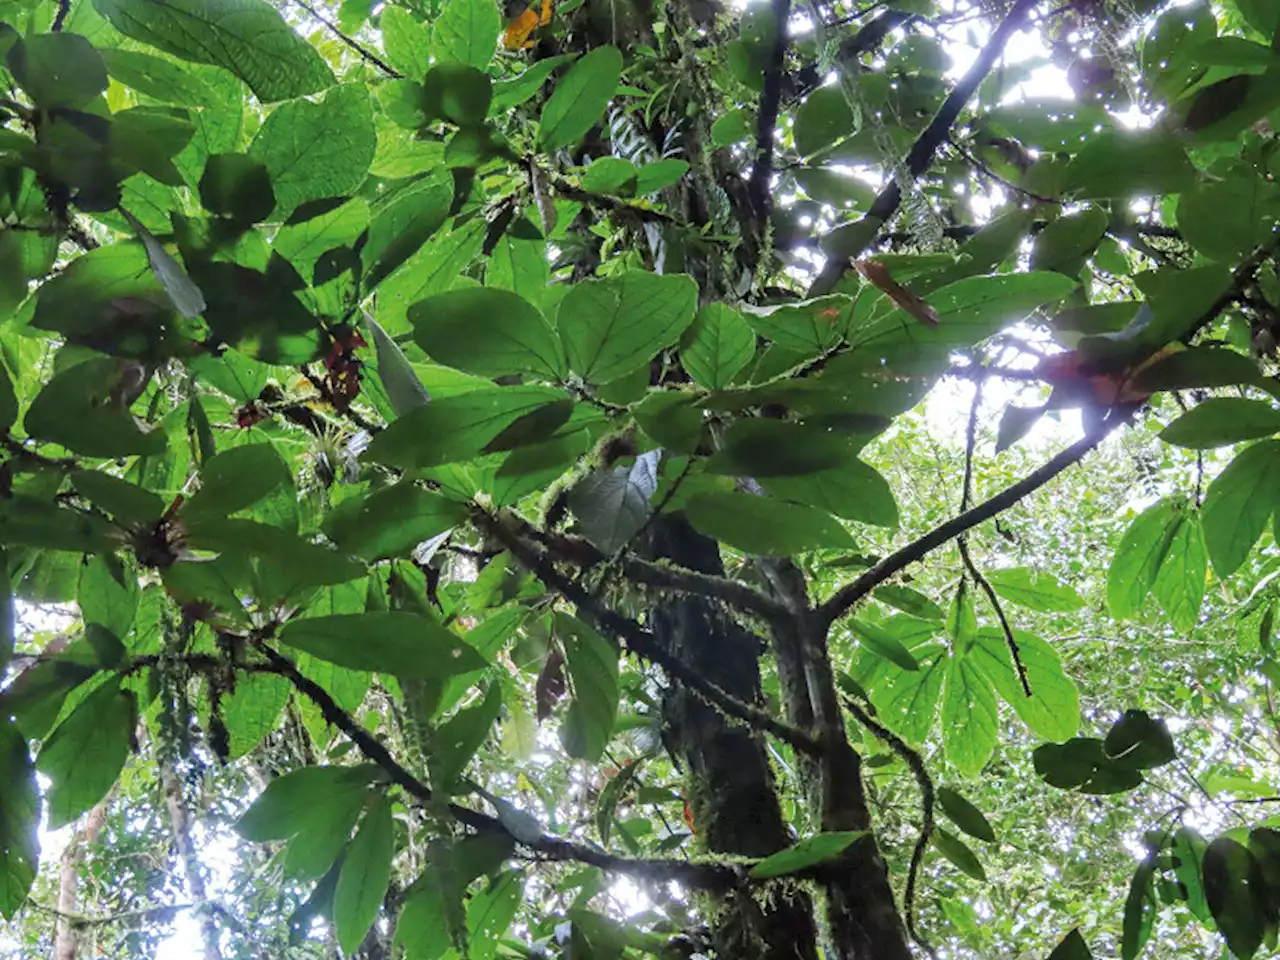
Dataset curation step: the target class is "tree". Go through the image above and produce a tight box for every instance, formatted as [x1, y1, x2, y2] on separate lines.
[1, 0, 1280, 955]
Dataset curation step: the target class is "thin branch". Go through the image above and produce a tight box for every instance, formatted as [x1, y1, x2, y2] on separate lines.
[474, 508, 825, 758]
[299, 366, 383, 435]
[946, 136, 1058, 205]
[253, 643, 745, 889]
[843, 697, 936, 959]
[541, 170, 680, 226]
[290, 0, 403, 78]
[3, 434, 80, 471]
[818, 413, 1124, 630]
[807, 0, 1039, 295]
[51, 0, 70, 31]
[956, 379, 1030, 696]
[748, 0, 792, 240]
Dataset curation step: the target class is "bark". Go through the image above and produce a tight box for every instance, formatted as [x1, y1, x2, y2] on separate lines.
[648, 515, 818, 960]
[159, 761, 222, 960]
[51, 800, 109, 960]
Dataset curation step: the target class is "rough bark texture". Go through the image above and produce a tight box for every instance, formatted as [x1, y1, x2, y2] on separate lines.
[160, 761, 221, 960]
[648, 515, 818, 960]
[51, 799, 109, 960]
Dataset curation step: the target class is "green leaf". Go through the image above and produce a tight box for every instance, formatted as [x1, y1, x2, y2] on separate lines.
[1121, 865, 1156, 960]
[431, 0, 500, 69]
[1201, 440, 1280, 576]
[7, 33, 107, 109]
[219, 673, 290, 759]
[366, 315, 431, 418]
[121, 211, 205, 319]
[382, 5, 431, 79]
[274, 197, 369, 281]
[633, 392, 704, 453]
[324, 485, 466, 561]
[1103, 709, 1176, 770]
[558, 271, 696, 384]
[466, 870, 523, 960]
[850, 618, 920, 671]
[941, 657, 999, 777]
[93, 0, 335, 102]
[711, 108, 754, 147]
[705, 420, 859, 478]
[364, 175, 454, 289]
[1177, 168, 1280, 261]
[435, 684, 502, 788]
[1160, 398, 1280, 449]
[763, 460, 898, 527]
[1030, 206, 1108, 274]
[595, 760, 643, 846]
[539, 46, 622, 150]
[556, 614, 618, 763]
[283, 786, 367, 880]
[78, 555, 138, 641]
[681, 303, 756, 390]
[0, 719, 38, 919]
[491, 53, 576, 111]
[1107, 500, 1182, 619]
[633, 158, 689, 195]
[932, 828, 986, 881]
[581, 157, 638, 196]
[0, 361, 14, 436]
[335, 794, 395, 955]
[248, 85, 376, 217]
[748, 831, 864, 879]
[568, 451, 660, 554]
[869, 652, 946, 743]
[0, 497, 116, 555]
[1047, 928, 1093, 960]
[794, 86, 854, 158]
[985, 567, 1085, 613]
[1203, 837, 1264, 960]
[24, 358, 167, 459]
[741, 295, 851, 354]
[1150, 511, 1207, 631]
[1171, 826, 1212, 923]
[36, 679, 135, 830]
[685, 491, 855, 555]
[278, 613, 487, 679]
[873, 585, 943, 621]
[1063, 130, 1196, 199]
[99, 47, 213, 107]
[367, 386, 565, 468]
[184, 443, 292, 523]
[971, 628, 1079, 741]
[199, 153, 275, 224]
[411, 287, 565, 379]
[422, 63, 493, 127]
[71, 470, 165, 526]
[936, 787, 996, 843]
[235, 765, 379, 841]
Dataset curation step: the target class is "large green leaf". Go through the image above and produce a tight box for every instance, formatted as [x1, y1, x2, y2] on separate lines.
[1150, 512, 1207, 631]
[748, 831, 864, 878]
[763, 460, 898, 527]
[869, 651, 946, 743]
[556, 614, 618, 763]
[1160, 398, 1280, 449]
[849, 618, 920, 671]
[382, 5, 432, 80]
[705, 420, 861, 478]
[1107, 500, 1183, 619]
[24, 358, 167, 458]
[36, 679, 135, 829]
[539, 46, 622, 150]
[277, 612, 487, 678]
[235, 764, 379, 841]
[985, 567, 1085, 613]
[1203, 837, 1265, 960]
[568, 451, 660, 554]
[364, 175, 454, 289]
[411, 288, 565, 378]
[0, 720, 38, 919]
[324, 485, 467, 561]
[936, 787, 996, 843]
[1063, 130, 1195, 198]
[434, 683, 502, 788]
[681, 303, 755, 389]
[1177, 168, 1280, 261]
[99, 47, 214, 107]
[8, 34, 107, 109]
[431, 0, 500, 69]
[1121, 865, 1156, 960]
[685, 491, 855, 554]
[366, 387, 565, 468]
[1201, 440, 1280, 576]
[941, 657, 999, 777]
[93, 0, 334, 102]
[557, 271, 696, 384]
[933, 828, 986, 882]
[248, 85, 376, 217]
[970, 628, 1080, 741]
[184, 443, 292, 523]
[335, 794, 395, 955]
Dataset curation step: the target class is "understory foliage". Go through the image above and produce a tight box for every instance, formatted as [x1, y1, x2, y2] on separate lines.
[5, 0, 1280, 955]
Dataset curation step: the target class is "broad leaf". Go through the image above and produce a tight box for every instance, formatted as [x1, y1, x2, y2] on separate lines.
[936, 787, 996, 843]
[411, 287, 565, 378]
[278, 613, 488, 678]
[986, 567, 1085, 613]
[0, 720, 38, 919]
[933, 828, 986, 881]
[941, 657, 999, 777]
[971, 628, 1080, 741]
[335, 794, 395, 955]
[1160, 398, 1280, 449]
[1201, 440, 1280, 576]
[681, 303, 756, 390]
[685, 491, 855, 554]
[36, 679, 135, 829]
[568, 451, 660, 554]
[539, 46, 622, 150]
[556, 614, 618, 763]
[748, 831, 864, 879]
[235, 765, 379, 841]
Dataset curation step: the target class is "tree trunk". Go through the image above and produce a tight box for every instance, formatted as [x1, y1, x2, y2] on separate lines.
[648, 515, 818, 960]
[51, 799, 109, 960]
[159, 761, 222, 960]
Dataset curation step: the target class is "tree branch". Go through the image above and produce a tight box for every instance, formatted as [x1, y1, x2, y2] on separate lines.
[474, 508, 825, 758]
[842, 698, 935, 959]
[807, 0, 1039, 295]
[749, 0, 792, 239]
[290, 0, 403, 78]
[818, 412, 1124, 630]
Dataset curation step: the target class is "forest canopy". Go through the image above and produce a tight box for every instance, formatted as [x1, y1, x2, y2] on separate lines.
[0, 0, 1279, 956]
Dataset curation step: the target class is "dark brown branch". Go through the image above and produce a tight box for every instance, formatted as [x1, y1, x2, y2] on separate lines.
[807, 0, 1040, 295]
[749, 0, 791, 238]
[818, 413, 1123, 630]
[946, 136, 1057, 205]
[290, 0, 403, 78]
[843, 698, 935, 959]
[957, 379, 1031, 696]
[300, 366, 383, 435]
[51, 0, 70, 30]
[253, 643, 744, 889]
[475, 508, 825, 757]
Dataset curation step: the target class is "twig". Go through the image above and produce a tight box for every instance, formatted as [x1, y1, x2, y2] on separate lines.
[475, 508, 825, 757]
[808, 0, 1040, 295]
[842, 697, 936, 959]
[946, 136, 1057, 204]
[818, 413, 1124, 630]
[3, 434, 80, 471]
[290, 0, 404, 78]
[51, 0, 69, 31]
[299, 366, 383, 435]
[542, 169, 679, 226]
[956, 379, 1031, 696]
[749, 0, 792, 240]
[253, 643, 745, 889]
